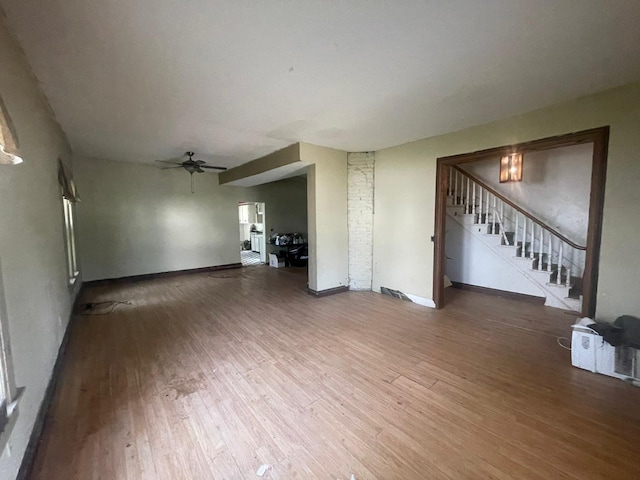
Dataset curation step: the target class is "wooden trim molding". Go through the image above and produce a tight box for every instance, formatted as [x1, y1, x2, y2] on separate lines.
[450, 282, 545, 305]
[84, 263, 242, 287]
[437, 127, 605, 165]
[307, 285, 349, 297]
[433, 126, 609, 317]
[582, 128, 609, 318]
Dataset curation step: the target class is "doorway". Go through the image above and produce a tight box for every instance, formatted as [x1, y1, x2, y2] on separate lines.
[433, 127, 609, 317]
[239, 202, 266, 266]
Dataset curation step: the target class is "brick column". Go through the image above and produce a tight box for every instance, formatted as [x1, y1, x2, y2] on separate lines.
[347, 152, 375, 290]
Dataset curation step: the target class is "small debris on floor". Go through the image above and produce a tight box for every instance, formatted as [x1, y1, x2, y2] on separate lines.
[256, 464, 271, 477]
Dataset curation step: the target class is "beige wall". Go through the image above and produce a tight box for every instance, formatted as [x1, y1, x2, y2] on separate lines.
[374, 82, 640, 322]
[0, 14, 80, 478]
[75, 157, 243, 280]
[242, 177, 307, 239]
[74, 156, 307, 281]
[300, 143, 349, 292]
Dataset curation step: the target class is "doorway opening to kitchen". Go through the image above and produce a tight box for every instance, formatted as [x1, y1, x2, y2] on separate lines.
[239, 202, 266, 266]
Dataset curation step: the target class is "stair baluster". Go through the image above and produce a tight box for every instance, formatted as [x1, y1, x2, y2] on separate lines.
[486, 190, 490, 224]
[466, 176, 471, 214]
[557, 243, 564, 285]
[453, 169, 459, 205]
[566, 267, 571, 288]
[529, 221, 535, 259]
[515, 213, 519, 251]
[547, 233, 552, 272]
[472, 182, 476, 219]
[492, 205, 510, 246]
[492, 195, 497, 234]
[448, 167, 453, 196]
[521, 218, 527, 257]
[538, 225, 544, 271]
[478, 186, 483, 223]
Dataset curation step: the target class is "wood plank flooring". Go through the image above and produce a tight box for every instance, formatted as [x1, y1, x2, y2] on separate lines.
[29, 266, 640, 479]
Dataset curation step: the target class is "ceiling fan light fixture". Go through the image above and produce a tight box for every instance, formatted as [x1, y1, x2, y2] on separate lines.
[500, 153, 523, 183]
[155, 149, 228, 193]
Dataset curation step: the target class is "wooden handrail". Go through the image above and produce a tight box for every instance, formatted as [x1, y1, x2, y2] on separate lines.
[452, 166, 586, 251]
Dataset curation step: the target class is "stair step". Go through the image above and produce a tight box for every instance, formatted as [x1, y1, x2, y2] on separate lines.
[448, 206, 583, 312]
[529, 268, 553, 278]
[561, 297, 582, 313]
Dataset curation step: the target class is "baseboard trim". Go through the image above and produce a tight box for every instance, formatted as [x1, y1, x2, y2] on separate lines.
[307, 285, 349, 297]
[84, 263, 243, 287]
[16, 284, 85, 480]
[450, 281, 545, 304]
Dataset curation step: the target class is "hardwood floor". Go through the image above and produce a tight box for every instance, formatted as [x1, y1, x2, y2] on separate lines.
[30, 266, 640, 479]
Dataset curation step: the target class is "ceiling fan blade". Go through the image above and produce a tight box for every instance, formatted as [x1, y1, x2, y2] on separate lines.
[195, 166, 205, 173]
[161, 166, 184, 170]
[195, 160, 206, 165]
[155, 158, 183, 165]
[200, 165, 228, 170]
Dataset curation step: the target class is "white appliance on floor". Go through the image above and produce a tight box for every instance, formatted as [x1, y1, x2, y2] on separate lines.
[571, 320, 639, 383]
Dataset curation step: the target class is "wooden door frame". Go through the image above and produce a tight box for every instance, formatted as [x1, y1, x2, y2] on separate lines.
[433, 126, 609, 317]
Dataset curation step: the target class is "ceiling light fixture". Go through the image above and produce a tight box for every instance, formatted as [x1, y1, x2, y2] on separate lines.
[500, 153, 523, 183]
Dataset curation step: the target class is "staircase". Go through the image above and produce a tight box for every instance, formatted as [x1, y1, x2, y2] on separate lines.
[446, 166, 584, 312]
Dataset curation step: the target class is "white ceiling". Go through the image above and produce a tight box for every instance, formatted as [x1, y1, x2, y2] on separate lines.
[3, 1, 640, 168]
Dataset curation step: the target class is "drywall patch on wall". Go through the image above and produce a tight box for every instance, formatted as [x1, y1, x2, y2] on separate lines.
[347, 152, 375, 290]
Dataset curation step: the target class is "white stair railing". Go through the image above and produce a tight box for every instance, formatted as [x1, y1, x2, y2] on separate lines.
[447, 166, 587, 286]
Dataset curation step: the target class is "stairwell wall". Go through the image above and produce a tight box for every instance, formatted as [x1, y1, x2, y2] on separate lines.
[445, 216, 545, 298]
[461, 143, 592, 246]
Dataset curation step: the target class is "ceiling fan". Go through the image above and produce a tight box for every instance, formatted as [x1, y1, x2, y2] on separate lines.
[156, 151, 228, 193]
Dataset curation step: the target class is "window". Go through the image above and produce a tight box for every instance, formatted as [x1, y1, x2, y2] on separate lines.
[58, 159, 80, 284]
[0, 265, 21, 450]
[0, 97, 23, 449]
[63, 197, 79, 284]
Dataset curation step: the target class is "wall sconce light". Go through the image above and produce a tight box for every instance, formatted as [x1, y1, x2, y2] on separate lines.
[500, 153, 523, 183]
